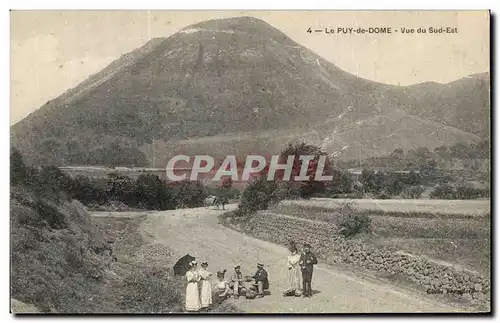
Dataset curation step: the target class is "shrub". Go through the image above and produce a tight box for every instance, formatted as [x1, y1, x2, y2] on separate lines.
[275, 181, 302, 200]
[276, 142, 333, 198]
[455, 186, 490, 199]
[430, 184, 456, 199]
[402, 186, 424, 199]
[325, 171, 353, 195]
[172, 180, 209, 208]
[384, 175, 404, 196]
[71, 175, 107, 205]
[360, 170, 384, 194]
[238, 177, 280, 216]
[337, 202, 371, 238]
[134, 174, 175, 210]
[105, 174, 136, 204]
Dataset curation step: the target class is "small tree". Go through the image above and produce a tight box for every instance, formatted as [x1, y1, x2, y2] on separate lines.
[134, 174, 175, 210]
[276, 142, 333, 199]
[384, 173, 404, 196]
[238, 177, 279, 216]
[360, 170, 384, 194]
[173, 180, 209, 208]
[337, 202, 371, 238]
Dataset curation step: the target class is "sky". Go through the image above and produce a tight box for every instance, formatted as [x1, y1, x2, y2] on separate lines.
[10, 10, 490, 125]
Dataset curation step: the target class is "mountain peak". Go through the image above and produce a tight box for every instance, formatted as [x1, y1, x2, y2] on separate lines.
[11, 16, 489, 166]
[178, 15, 296, 45]
[185, 16, 272, 30]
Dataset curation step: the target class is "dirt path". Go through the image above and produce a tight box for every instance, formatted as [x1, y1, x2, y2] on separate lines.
[96, 205, 465, 313]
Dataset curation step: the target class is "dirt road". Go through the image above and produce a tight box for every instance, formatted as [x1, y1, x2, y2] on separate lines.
[101, 205, 465, 313]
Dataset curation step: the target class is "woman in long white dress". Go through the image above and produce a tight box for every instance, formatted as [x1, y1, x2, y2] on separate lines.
[185, 261, 201, 312]
[286, 246, 302, 296]
[198, 262, 213, 309]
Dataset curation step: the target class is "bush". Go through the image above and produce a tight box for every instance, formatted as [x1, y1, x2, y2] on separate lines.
[276, 142, 333, 198]
[134, 174, 175, 210]
[455, 186, 490, 199]
[172, 180, 209, 208]
[385, 175, 404, 196]
[402, 186, 424, 199]
[337, 202, 371, 238]
[71, 175, 107, 205]
[430, 185, 456, 199]
[325, 171, 353, 195]
[275, 181, 302, 200]
[105, 174, 135, 204]
[238, 177, 280, 216]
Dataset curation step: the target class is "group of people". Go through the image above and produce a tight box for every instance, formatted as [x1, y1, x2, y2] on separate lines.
[183, 242, 318, 312]
[184, 261, 269, 312]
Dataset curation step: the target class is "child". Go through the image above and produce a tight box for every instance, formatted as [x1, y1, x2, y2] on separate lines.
[198, 262, 213, 310]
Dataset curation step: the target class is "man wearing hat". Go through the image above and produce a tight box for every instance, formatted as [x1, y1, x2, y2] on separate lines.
[252, 263, 269, 298]
[229, 265, 244, 298]
[299, 243, 318, 297]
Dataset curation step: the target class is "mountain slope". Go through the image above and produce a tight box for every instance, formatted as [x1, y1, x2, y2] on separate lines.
[11, 16, 489, 166]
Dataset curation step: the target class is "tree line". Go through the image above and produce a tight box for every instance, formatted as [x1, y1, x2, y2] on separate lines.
[10, 148, 238, 210]
[338, 140, 489, 170]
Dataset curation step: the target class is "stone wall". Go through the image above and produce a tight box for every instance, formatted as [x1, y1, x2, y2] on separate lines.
[225, 211, 490, 308]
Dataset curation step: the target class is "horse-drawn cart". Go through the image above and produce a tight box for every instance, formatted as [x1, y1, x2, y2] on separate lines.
[203, 195, 228, 210]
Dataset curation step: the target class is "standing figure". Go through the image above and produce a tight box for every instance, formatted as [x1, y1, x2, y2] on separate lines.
[299, 243, 318, 298]
[198, 262, 213, 310]
[185, 261, 201, 312]
[229, 265, 244, 298]
[286, 245, 302, 296]
[252, 263, 269, 298]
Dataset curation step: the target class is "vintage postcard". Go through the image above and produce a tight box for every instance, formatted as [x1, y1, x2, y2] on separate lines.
[10, 10, 490, 314]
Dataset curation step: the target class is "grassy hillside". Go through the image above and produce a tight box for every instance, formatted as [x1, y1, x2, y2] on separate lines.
[10, 186, 115, 312]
